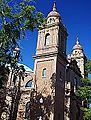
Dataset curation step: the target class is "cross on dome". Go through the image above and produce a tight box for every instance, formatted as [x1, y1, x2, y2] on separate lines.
[53, 1, 57, 11]
[73, 36, 83, 50]
[76, 36, 80, 45]
[47, 1, 60, 18]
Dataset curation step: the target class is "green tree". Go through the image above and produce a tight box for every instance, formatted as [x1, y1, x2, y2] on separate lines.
[0, 0, 45, 86]
[0, 0, 45, 118]
[76, 60, 91, 120]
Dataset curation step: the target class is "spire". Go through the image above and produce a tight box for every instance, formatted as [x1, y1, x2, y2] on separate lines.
[76, 36, 80, 45]
[47, 1, 60, 19]
[53, 1, 57, 11]
[72, 36, 83, 50]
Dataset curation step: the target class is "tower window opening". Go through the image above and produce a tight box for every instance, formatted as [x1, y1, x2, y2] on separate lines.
[50, 18, 52, 23]
[45, 33, 50, 46]
[75, 51, 77, 54]
[50, 18, 55, 23]
[42, 68, 46, 77]
[52, 18, 55, 23]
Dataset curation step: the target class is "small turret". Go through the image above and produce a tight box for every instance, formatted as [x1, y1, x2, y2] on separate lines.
[47, 1, 61, 24]
[73, 36, 83, 50]
[68, 36, 87, 78]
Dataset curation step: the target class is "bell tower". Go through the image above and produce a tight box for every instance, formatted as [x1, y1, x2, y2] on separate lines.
[34, 2, 68, 120]
[68, 37, 87, 78]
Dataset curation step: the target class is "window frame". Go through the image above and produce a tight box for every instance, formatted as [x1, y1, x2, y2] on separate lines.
[45, 33, 50, 46]
[42, 68, 46, 78]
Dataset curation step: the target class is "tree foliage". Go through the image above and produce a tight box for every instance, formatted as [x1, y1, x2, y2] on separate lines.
[0, 0, 45, 86]
[0, 0, 45, 118]
[25, 89, 54, 120]
[76, 60, 91, 120]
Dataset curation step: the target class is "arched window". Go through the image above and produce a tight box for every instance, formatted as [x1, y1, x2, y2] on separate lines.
[25, 80, 32, 88]
[42, 68, 46, 77]
[45, 33, 50, 46]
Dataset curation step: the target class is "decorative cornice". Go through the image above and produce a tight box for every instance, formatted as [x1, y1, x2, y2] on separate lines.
[33, 51, 58, 59]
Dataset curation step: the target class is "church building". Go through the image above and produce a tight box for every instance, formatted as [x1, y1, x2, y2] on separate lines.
[4, 2, 87, 120]
[33, 2, 86, 120]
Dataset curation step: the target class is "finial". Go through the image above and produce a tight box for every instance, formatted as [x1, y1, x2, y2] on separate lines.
[76, 36, 79, 45]
[53, 1, 57, 11]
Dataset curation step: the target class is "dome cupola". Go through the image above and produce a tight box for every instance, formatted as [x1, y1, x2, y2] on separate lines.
[47, 2, 60, 18]
[47, 1, 61, 24]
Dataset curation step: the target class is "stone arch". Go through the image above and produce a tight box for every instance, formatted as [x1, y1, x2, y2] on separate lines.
[45, 33, 51, 46]
[25, 79, 33, 88]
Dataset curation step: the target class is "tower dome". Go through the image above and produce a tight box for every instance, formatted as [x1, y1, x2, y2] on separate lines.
[47, 2, 61, 24]
[47, 2, 61, 18]
[73, 37, 83, 50]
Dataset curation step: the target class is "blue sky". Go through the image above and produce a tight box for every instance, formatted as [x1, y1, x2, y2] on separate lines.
[19, 0, 91, 69]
